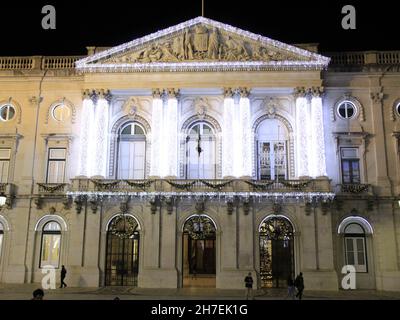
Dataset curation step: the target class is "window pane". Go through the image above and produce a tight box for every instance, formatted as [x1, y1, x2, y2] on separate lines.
[0, 234, 3, 260]
[121, 125, 132, 135]
[41, 234, 60, 268]
[356, 238, 366, 265]
[0, 105, 16, 121]
[338, 105, 347, 118]
[134, 125, 144, 135]
[345, 223, 364, 234]
[47, 161, 65, 183]
[0, 160, 10, 183]
[190, 125, 199, 135]
[0, 149, 11, 159]
[44, 221, 61, 231]
[346, 239, 355, 265]
[52, 104, 71, 122]
[341, 148, 358, 158]
[49, 149, 66, 159]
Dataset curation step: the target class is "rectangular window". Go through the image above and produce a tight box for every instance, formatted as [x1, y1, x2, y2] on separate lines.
[40, 234, 61, 268]
[47, 148, 66, 183]
[341, 148, 360, 184]
[0, 233, 3, 260]
[345, 237, 367, 272]
[0, 149, 11, 183]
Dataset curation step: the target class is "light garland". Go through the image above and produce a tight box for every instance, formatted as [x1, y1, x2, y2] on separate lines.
[239, 95, 253, 177]
[67, 191, 335, 202]
[165, 96, 178, 177]
[295, 97, 309, 177]
[310, 97, 327, 177]
[78, 98, 94, 176]
[76, 16, 330, 73]
[222, 96, 234, 177]
[149, 97, 163, 176]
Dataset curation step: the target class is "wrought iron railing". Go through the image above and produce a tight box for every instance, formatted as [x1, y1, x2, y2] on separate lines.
[336, 183, 372, 194]
[69, 178, 331, 193]
[37, 183, 69, 195]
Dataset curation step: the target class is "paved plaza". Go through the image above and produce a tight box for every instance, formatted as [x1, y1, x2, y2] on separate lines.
[0, 284, 399, 300]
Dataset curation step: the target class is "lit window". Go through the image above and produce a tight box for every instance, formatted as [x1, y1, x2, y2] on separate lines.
[337, 101, 356, 119]
[187, 122, 216, 179]
[0, 104, 16, 122]
[40, 221, 61, 268]
[344, 223, 367, 273]
[118, 123, 146, 179]
[52, 104, 71, 122]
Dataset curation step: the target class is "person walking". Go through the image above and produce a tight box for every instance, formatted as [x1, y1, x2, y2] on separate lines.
[286, 276, 296, 300]
[294, 272, 304, 300]
[60, 265, 67, 288]
[244, 272, 254, 300]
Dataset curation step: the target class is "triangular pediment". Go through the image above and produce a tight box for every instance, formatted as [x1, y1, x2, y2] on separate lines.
[76, 17, 330, 72]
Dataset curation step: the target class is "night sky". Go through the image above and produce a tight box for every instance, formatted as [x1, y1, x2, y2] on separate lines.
[1, 0, 398, 56]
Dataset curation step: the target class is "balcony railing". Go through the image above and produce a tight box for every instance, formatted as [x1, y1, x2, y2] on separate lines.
[336, 184, 373, 195]
[0, 56, 84, 71]
[69, 178, 332, 193]
[37, 183, 69, 195]
[326, 51, 400, 66]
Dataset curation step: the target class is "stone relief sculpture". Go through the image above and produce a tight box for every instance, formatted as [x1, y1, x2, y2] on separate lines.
[106, 24, 307, 64]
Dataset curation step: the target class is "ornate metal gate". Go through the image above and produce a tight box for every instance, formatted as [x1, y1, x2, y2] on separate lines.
[105, 215, 140, 286]
[259, 216, 294, 288]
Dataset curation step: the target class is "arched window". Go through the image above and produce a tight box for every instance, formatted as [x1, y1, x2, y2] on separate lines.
[117, 122, 146, 179]
[344, 223, 367, 272]
[256, 119, 289, 180]
[186, 122, 216, 179]
[40, 221, 61, 268]
[0, 223, 4, 259]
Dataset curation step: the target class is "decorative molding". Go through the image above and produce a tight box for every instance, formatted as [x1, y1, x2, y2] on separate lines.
[332, 94, 365, 122]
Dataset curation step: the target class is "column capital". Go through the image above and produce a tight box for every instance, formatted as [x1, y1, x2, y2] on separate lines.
[97, 89, 112, 102]
[223, 87, 234, 98]
[310, 86, 324, 98]
[293, 86, 307, 99]
[152, 88, 164, 99]
[239, 87, 251, 98]
[167, 88, 181, 99]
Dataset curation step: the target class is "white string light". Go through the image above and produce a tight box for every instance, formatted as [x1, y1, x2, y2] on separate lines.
[76, 17, 330, 73]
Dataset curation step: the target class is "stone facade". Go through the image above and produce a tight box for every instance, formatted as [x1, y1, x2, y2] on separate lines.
[0, 17, 399, 291]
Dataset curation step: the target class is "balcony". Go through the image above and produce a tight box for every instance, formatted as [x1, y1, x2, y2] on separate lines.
[36, 183, 70, 196]
[67, 178, 335, 202]
[335, 184, 373, 196]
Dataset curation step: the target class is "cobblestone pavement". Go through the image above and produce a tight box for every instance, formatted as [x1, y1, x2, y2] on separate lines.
[0, 284, 399, 300]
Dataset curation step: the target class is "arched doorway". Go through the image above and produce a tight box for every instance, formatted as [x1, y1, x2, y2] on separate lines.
[259, 216, 294, 288]
[182, 215, 216, 287]
[105, 215, 140, 286]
